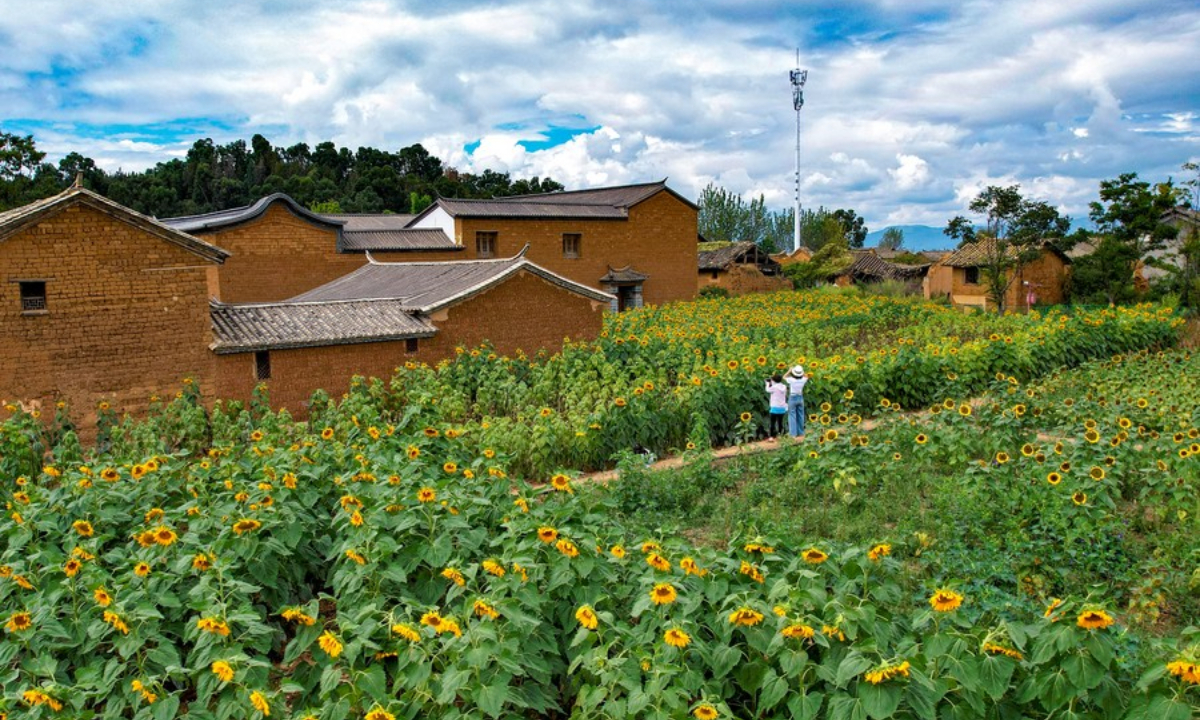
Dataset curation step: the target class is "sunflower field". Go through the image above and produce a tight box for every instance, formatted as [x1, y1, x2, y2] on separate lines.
[1, 290, 1197, 719]
[368, 290, 1181, 477]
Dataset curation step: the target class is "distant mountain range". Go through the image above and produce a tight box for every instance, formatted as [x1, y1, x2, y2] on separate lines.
[864, 225, 953, 251]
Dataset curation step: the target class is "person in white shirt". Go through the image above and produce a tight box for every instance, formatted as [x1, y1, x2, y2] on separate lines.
[764, 374, 788, 440]
[784, 364, 809, 438]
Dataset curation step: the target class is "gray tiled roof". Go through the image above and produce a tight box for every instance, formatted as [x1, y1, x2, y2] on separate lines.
[599, 266, 650, 283]
[841, 251, 929, 280]
[435, 198, 628, 219]
[698, 241, 777, 271]
[162, 194, 343, 233]
[941, 239, 1069, 268]
[497, 181, 669, 208]
[322, 214, 416, 230]
[210, 299, 435, 354]
[291, 254, 613, 312]
[341, 229, 459, 252]
[0, 186, 229, 263]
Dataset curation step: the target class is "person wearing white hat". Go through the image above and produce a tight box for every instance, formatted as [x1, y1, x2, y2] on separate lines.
[783, 364, 809, 438]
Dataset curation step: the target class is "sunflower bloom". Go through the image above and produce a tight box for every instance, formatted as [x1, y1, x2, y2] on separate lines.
[664, 627, 691, 648]
[73, 520, 94, 537]
[365, 708, 397, 720]
[417, 487, 436, 503]
[693, 704, 719, 720]
[281, 607, 316, 625]
[1076, 609, 1115, 630]
[864, 661, 911, 684]
[1166, 659, 1200, 685]
[212, 660, 235, 682]
[441, 568, 466, 587]
[575, 605, 599, 630]
[392, 623, 421, 642]
[318, 631, 343, 657]
[473, 600, 499, 620]
[556, 539, 580, 558]
[739, 560, 764, 583]
[5, 611, 32, 632]
[482, 560, 506, 577]
[728, 607, 765, 627]
[868, 544, 891, 561]
[537, 527, 558, 543]
[232, 518, 262, 535]
[249, 690, 270, 716]
[550, 474, 573, 493]
[929, 589, 963, 612]
[104, 611, 130, 635]
[801, 548, 828, 564]
[197, 616, 231, 636]
[94, 587, 113, 606]
[650, 583, 678, 605]
[781, 623, 815, 639]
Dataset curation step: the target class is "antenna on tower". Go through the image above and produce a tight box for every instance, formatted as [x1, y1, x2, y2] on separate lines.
[789, 49, 808, 254]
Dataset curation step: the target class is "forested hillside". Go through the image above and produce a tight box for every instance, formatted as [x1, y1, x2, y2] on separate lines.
[0, 131, 562, 217]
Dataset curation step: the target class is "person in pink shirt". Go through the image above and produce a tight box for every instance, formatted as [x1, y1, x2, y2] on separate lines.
[764, 373, 788, 440]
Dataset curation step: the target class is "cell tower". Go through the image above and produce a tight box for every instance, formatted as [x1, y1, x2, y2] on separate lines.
[790, 50, 807, 253]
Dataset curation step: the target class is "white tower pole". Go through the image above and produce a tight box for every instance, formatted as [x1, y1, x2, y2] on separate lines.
[790, 51, 807, 254]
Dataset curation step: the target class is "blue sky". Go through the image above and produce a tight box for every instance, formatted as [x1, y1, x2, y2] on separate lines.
[1, 0, 1197, 228]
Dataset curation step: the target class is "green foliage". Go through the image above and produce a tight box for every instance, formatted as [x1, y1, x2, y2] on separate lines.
[697, 183, 787, 252]
[879, 227, 904, 251]
[1089, 172, 1180, 254]
[944, 185, 1071, 313]
[832, 208, 868, 249]
[698, 285, 731, 299]
[1068, 236, 1142, 305]
[0, 132, 564, 216]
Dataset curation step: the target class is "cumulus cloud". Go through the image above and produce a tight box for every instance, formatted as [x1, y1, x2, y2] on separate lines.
[0, 0, 1197, 228]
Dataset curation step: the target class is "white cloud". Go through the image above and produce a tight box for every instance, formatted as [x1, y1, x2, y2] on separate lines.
[889, 154, 930, 189]
[0, 0, 1197, 229]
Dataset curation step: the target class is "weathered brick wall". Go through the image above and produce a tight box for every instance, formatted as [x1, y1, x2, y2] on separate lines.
[1008, 252, 1068, 309]
[196, 205, 366, 302]
[213, 269, 606, 414]
[454, 191, 698, 307]
[0, 204, 217, 423]
[702, 265, 792, 295]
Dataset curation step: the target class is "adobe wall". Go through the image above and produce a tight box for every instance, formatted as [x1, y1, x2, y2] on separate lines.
[194, 204, 365, 302]
[0, 204, 217, 424]
[1008, 252, 1068, 310]
[453, 191, 698, 307]
[923, 262, 953, 301]
[213, 269, 606, 414]
[701, 265, 792, 296]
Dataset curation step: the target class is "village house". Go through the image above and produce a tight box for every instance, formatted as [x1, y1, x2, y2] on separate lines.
[697, 241, 789, 295]
[832, 249, 932, 290]
[1, 184, 614, 422]
[406, 180, 699, 308]
[924, 239, 1070, 310]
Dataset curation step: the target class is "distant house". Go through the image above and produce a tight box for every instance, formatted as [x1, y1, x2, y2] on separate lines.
[212, 250, 612, 410]
[408, 180, 698, 307]
[698, 241, 789, 295]
[1, 185, 612, 422]
[833, 250, 931, 289]
[1151, 207, 1198, 281]
[771, 246, 812, 266]
[924, 239, 1070, 310]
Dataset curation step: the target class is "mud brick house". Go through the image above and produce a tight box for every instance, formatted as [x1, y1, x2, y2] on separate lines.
[211, 251, 611, 410]
[407, 180, 699, 308]
[924, 239, 1070, 311]
[1, 185, 612, 421]
[697, 241, 790, 296]
[161, 194, 462, 303]
[832, 250, 931, 289]
[0, 185, 229, 416]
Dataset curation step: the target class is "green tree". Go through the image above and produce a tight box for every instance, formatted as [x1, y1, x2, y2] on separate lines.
[800, 206, 846, 252]
[945, 185, 1070, 313]
[1089, 173, 1179, 256]
[696, 184, 783, 252]
[1068, 236, 1141, 305]
[832, 208, 868, 248]
[878, 227, 904, 251]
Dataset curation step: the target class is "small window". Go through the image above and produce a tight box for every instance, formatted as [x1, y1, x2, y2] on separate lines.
[476, 231, 497, 259]
[406, 338, 419, 353]
[710, 270, 719, 280]
[254, 350, 271, 381]
[964, 267, 980, 285]
[562, 233, 581, 259]
[20, 281, 47, 313]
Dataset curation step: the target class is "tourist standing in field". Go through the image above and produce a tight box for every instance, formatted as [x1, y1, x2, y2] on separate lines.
[764, 374, 788, 440]
[784, 365, 809, 438]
